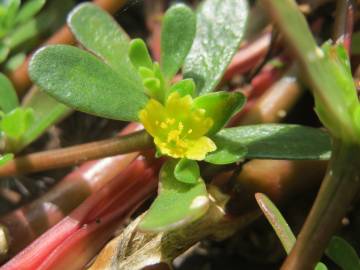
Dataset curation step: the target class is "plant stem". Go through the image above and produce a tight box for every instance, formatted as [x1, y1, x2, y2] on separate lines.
[0, 130, 153, 177]
[281, 142, 360, 270]
[333, 0, 355, 52]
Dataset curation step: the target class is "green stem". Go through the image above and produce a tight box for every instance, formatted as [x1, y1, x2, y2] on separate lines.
[0, 130, 153, 177]
[281, 141, 360, 270]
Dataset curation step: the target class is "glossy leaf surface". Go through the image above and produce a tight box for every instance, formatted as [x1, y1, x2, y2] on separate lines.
[209, 124, 331, 162]
[183, 0, 248, 94]
[161, 4, 196, 79]
[174, 158, 200, 184]
[129, 38, 153, 70]
[29, 45, 148, 121]
[194, 91, 246, 135]
[68, 3, 142, 85]
[139, 160, 209, 232]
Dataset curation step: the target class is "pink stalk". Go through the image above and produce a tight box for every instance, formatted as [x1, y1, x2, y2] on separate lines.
[2, 157, 160, 270]
[222, 33, 271, 82]
[0, 123, 142, 257]
[228, 61, 286, 126]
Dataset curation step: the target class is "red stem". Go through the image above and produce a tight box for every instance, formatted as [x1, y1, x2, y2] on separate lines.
[2, 158, 160, 270]
[0, 123, 142, 257]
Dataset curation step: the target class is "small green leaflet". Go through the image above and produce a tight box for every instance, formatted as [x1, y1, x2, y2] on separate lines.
[174, 158, 200, 184]
[161, 3, 196, 79]
[194, 91, 246, 135]
[139, 160, 209, 232]
[325, 236, 360, 270]
[0, 73, 19, 113]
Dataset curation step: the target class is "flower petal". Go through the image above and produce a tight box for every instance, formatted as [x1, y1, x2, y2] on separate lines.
[139, 99, 167, 137]
[185, 136, 217, 160]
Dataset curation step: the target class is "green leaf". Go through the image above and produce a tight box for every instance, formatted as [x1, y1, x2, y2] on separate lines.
[139, 160, 209, 232]
[210, 124, 331, 160]
[68, 3, 142, 85]
[194, 91, 246, 135]
[205, 137, 247, 165]
[174, 158, 200, 184]
[255, 193, 328, 269]
[29, 45, 148, 121]
[1, 107, 34, 140]
[183, 0, 248, 94]
[168, 78, 196, 97]
[15, 0, 46, 24]
[315, 263, 328, 270]
[325, 236, 360, 270]
[0, 73, 18, 113]
[129, 38, 153, 70]
[0, 153, 13, 166]
[161, 4, 196, 79]
[255, 193, 296, 254]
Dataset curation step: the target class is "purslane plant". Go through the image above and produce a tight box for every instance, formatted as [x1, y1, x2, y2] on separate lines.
[29, 1, 331, 231]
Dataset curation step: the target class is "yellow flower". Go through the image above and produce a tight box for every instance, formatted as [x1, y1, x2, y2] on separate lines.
[139, 92, 217, 160]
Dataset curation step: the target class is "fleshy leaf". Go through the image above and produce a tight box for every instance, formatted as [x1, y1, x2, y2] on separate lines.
[0, 153, 13, 166]
[205, 138, 247, 165]
[194, 91, 246, 135]
[209, 124, 331, 161]
[174, 158, 200, 184]
[255, 193, 328, 269]
[129, 38, 153, 70]
[183, 0, 248, 94]
[315, 263, 328, 270]
[15, 0, 46, 24]
[68, 3, 142, 85]
[325, 236, 360, 270]
[255, 193, 296, 254]
[1, 107, 34, 140]
[161, 4, 196, 79]
[139, 160, 209, 232]
[29, 45, 148, 121]
[0, 73, 19, 113]
[168, 78, 196, 97]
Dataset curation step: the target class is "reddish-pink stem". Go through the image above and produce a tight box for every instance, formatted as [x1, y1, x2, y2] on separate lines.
[2, 158, 160, 270]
